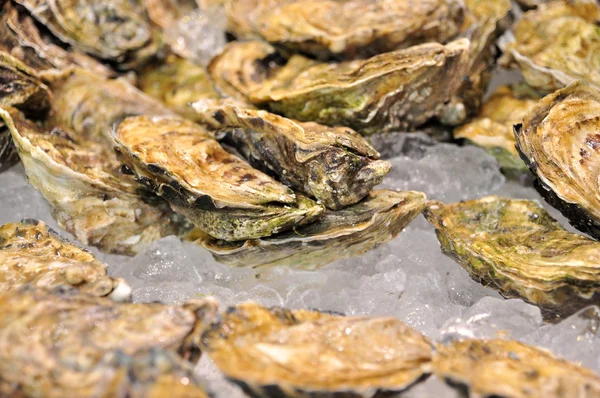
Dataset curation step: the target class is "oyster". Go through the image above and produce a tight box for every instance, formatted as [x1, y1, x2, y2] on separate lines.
[424, 196, 600, 320]
[0, 1, 113, 75]
[208, 40, 287, 104]
[0, 107, 180, 255]
[248, 39, 470, 134]
[0, 51, 51, 171]
[13, 0, 160, 69]
[515, 81, 600, 239]
[501, 0, 600, 92]
[193, 100, 391, 209]
[40, 67, 173, 144]
[0, 219, 130, 300]
[454, 85, 539, 177]
[0, 285, 214, 397]
[247, 0, 465, 60]
[114, 115, 324, 241]
[433, 339, 600, 398]
[138, 54, 220, 119]
[143, 0, 198, 30]
[201, 302, 433, 397]
[194, 190, 426, 269]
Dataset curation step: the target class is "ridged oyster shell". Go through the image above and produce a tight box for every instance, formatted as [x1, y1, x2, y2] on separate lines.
[194, 190, 426, 269]
[0, 219, 130, 300]
[114, 115, 324, 241]
[515, 81, 600, 239]
[425, 196, 600, 320]
[201, 302, 433, 398]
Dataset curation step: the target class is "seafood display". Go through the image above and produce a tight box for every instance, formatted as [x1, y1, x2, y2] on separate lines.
[0, 0, 600, 396]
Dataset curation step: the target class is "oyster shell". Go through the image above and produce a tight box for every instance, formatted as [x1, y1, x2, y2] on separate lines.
[201, 302, 433, 397]
[193, 100, 391, 209]
[248, 38, 470, 134]
[40, 67, 173, 145]
[249, 0, 465, 60]
[194, 190, 426, 269]
[515, 81, 600, 239]
[143, 0, 198, 30]
[0, 51, 51, 171]
[433, 339, 600, 398]
[138, 54, 220, 119]
[114, 115, 324, 241]
[208, 40, 287, 104]
[14, 0, 161, 69]
[501, 0, 600, 92]
[454, 85, 539, 176]
[424, 196, 600, 320]
[0, 1, 113, 75]
[0, 219, 130, 301]
[0, 107, 180, 255]
[0, 285, 214, 397]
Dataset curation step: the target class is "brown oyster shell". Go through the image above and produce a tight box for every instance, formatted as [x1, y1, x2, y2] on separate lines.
[0, 219, 130, 300]
[424, 196, 600, 320]
[454, 84, 539, 176]
[201, 302, 433, 397]
[248, 38, 470, 134]
[143, 0, 198, 30]
[114, 115, 324, 241]
[515, 81, 600, 239]
[433, 339, 600, 398]
[501, 0, 600, 92]
[194, 190, 426, 270]
[0, 285, 214, 397]
[192, 99, 390, 209]
[0, 107, 180, 255]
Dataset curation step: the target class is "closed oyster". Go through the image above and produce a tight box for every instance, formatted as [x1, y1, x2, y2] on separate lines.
[501, 0, 600, 92]
[114, 115, 324, 241]
[40, 68, 173, 145]
[0, 107, 180, 255]
[193, 100, 391, 209]
[14, 0, 160, 69]
[208, 40, 287, 104]
[250, 0, 465, 60]
[0, 1, 113, 75]
[195, 190, 426, 269]
[424, 196, 600, 320]
[249, 39, 470, 134]
[0, 219, 130, 300]
[0, 285, 214, 397]
[515, 82, 600, 239]
[143, 0, 198, 30]
[138, 54, 220, 119]
[433, 339, 600, 398]
[201, 302, 433, 397]
[454, 85, 539, 176]
[516, 0, 547, 9]
[0, 51, 51, 171]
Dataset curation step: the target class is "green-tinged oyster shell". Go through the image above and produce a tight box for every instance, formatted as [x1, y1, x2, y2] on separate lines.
[192, 100, 391, 209]
[0, 107, 181, 255]
[454, 85, 539, 177]
[515, 82, 600, 239]
[248, 0, 465, 60]
[424, 196, 600, 320]
[208, 40, 287, 104]
[0, 219, 131, 301]
[433, 339, 600, 398]
[0, 285, 214, 397]
[14, 0, 161, 69]
[201, 302, 433, 398]
[194, 190, 426, 270]
[114, 115, 324, 241]
[40, 67, 173, 145]
[501, 0, 600, 92]
[248, 38, 470, 134]
[138, 54, 220, 119]
[0, 51, 51, 171]
[0, 1, 113, 75]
